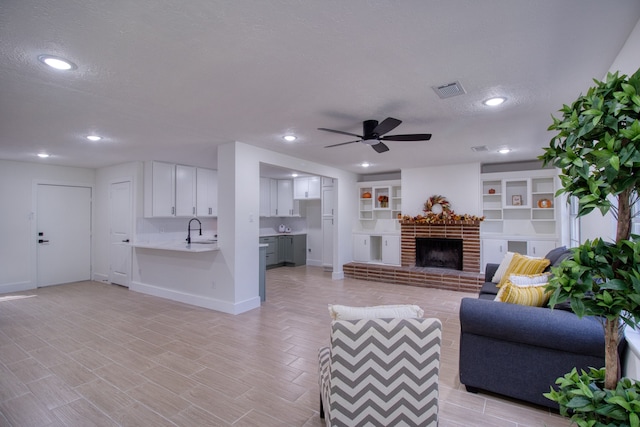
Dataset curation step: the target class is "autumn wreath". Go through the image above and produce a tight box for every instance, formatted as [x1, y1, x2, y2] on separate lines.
[423, 195, 451, 213]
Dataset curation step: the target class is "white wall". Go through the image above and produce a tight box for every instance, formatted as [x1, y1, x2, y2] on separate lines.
[579, 17, 640, 243]
[238, 143, 358, 279]
[401, 162, 482, 217]
[0, 160, 94, 293]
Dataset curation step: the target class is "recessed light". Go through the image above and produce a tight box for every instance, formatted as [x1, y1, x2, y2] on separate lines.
[86, 135, 102, 141]
[37, 153, 50, 158]
[498, 148, 511, 154]
[361, 162, 370, 168]
[37, 54, 77, 71]
[291, 173, 298, 178]
[483, 97, 506, 107]
[283, 135, 297, 142]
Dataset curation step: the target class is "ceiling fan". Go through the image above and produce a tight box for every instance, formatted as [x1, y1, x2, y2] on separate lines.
[318, 117, 432, 153]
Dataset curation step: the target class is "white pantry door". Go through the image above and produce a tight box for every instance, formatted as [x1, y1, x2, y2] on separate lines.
[108, 180, 132, 287]
[37, 184, 92, 287]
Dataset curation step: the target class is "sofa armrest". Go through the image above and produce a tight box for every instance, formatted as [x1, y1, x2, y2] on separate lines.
[484, 263, 499, 283]
[460, 298, 605, 357]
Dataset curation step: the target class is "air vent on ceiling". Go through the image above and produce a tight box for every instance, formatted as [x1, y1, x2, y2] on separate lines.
[433, 81, 466, 99]
[471, 145, 489, 152]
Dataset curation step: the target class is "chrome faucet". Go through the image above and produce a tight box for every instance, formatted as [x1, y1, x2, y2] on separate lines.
[186, 217, 202, 244]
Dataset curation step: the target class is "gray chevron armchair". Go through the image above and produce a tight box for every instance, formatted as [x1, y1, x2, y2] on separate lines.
[318, 317, 442, 427]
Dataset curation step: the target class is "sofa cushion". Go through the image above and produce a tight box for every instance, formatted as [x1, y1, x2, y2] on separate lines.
[328, 304, 424, 320]
[495, 280, 551, 307]
[544, 246, 567, 265]
[480, 281, 500, 296]
[498, 253, 550, 288]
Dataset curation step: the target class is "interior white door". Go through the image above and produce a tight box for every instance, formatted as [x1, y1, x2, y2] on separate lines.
[37, 184, 92, 287]
[109, 180, 132, 287]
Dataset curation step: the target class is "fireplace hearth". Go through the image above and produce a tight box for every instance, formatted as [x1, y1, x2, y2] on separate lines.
[415, 237, 463, 270]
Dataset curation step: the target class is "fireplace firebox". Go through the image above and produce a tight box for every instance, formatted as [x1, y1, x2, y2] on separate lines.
[415, 237, 463, 270]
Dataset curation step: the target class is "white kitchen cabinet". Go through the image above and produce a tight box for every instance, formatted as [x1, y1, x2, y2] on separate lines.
[196, 168, 217, 217]
[146, 161, 176, 217]
[175, 165, 196, 217]
[353, 234, 371, 262]
[145, 161, 218, 218]
[382, 235, 401, 265]
[269, 179, 278, 216]
[322, 187, 334, 217]
[259, 177, 271, 217]
[294, 176, 321, 200]
[276, 179, 299, 217]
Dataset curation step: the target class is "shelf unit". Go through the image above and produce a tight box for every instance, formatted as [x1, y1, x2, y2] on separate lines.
[358, 181, 402, 221]
[480, 170, 561, 266]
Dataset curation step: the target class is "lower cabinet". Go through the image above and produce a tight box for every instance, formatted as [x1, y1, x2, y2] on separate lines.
[353, 235, 371, 262]
[260, 234, 306, 268]
[259, 236, 279, 267]
[481, 237, 558, 267]
[353, 234, 400, 265]
[382, 235, 401, 265]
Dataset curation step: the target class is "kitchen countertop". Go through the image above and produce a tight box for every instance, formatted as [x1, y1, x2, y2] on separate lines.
[259, 232, 307, 237]
[131, 240, 219, 253]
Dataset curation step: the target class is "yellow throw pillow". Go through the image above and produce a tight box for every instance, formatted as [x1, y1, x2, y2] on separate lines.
[497, 253, 550, 288]
[495, 280, 551, 307]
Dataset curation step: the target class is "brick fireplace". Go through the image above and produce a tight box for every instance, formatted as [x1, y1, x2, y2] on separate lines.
[400, 222, 481, 272]
[344, 220, 483, 293]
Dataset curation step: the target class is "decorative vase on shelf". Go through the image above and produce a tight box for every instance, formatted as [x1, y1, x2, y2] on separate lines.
[380, 202, 388, 208]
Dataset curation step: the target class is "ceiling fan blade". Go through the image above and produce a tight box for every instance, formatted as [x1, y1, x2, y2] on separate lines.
[372, 117, 401, 136]
[324, 140, 362, 148]
[371, 142, 389, 153]
[381, 133, 432, 141]
[317, 128, 363, 138]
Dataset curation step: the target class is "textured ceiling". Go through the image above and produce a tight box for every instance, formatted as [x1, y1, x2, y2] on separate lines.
[1, 1, 640, 174]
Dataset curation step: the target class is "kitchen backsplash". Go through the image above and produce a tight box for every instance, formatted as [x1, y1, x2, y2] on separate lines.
[136, 217, 217, 243]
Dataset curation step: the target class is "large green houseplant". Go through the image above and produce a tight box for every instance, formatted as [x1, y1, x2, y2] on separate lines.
[539, 69, 640, 426]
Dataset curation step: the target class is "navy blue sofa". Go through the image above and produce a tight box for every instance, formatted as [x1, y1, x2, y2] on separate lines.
[458, 258, 615, 408]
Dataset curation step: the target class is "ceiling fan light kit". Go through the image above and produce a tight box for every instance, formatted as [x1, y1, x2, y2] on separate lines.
[319, 117, 432, 153]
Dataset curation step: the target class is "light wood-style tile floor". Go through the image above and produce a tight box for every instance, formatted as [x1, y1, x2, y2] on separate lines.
[0, 266, 571, 426]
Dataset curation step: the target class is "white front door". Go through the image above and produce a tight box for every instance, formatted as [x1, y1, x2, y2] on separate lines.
[109, 180, 132, 287]
[37, 184, 92, 287]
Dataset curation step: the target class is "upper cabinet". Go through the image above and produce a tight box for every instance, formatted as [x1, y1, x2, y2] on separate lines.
[196, 168, 218, 217]
[147, 161, 176, 217]
[175, 165, 196, 217]
[293, 176, 321, 200]
[144, 161, 218, 218]
[259, 178, 300, 217]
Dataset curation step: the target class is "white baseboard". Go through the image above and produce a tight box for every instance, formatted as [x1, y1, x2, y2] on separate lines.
[130, 281, 260, 314]
[0, 281, 35, 294]
[92, 273, 109, 283]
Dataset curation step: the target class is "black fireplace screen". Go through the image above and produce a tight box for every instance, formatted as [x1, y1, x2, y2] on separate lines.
[415, 238, 463, 270]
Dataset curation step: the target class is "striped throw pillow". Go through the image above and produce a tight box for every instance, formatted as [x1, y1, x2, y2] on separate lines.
[495, 280, 551, 307]
[497, 253, 550, 288]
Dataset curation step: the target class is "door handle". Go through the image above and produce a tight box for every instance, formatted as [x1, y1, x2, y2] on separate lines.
[38, 239, 50, 244]
[122, 239, 130, 243]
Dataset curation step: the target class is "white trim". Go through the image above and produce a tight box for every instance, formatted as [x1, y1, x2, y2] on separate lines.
[0, 281, 35, 294]
[130, 280, 261, 314]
